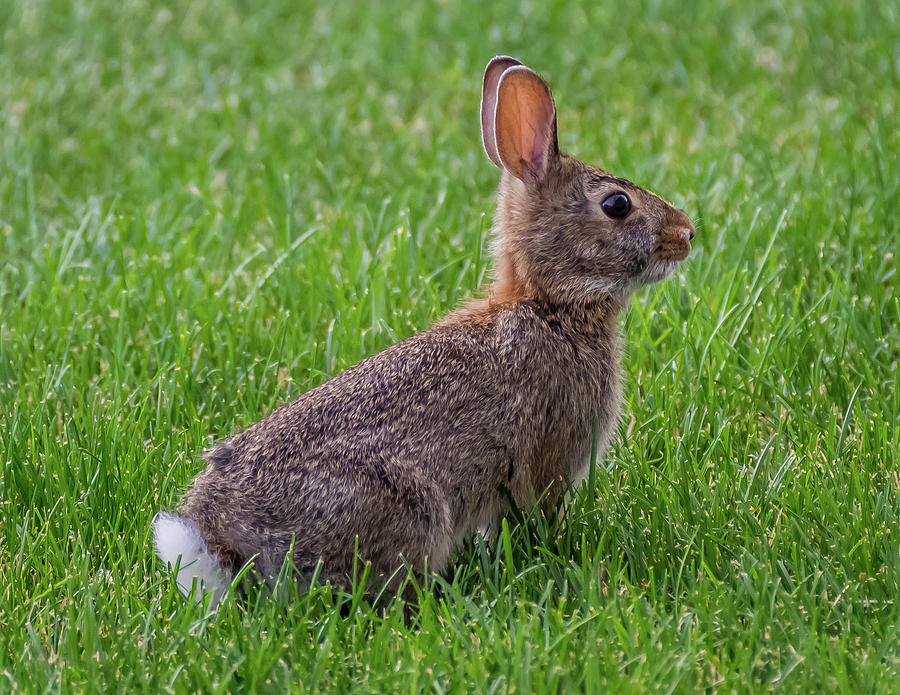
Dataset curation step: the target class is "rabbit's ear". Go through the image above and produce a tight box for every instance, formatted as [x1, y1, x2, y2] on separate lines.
[481, 55, 522, 169]
[494, 66, 558, 181]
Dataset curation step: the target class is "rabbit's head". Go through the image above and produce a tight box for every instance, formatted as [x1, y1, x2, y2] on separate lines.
[481, 56, 695, 305]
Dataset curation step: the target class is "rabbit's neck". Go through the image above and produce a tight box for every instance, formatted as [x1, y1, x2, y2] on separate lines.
[490, 250, 529, 303]
[445, 268, 627, 339]
[490, 242, 628, 320]
[528, 297, 627, 355]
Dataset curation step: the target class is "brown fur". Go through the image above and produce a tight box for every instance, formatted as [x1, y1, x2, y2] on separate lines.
[166, 57, 694, 593]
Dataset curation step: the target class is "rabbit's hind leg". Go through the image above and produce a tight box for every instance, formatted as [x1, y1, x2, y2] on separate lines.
[359, 455, 455, 583]
[300, 454, 454, 600]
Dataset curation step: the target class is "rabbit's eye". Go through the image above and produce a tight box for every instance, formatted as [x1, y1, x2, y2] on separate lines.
[601, 192, 631, 219]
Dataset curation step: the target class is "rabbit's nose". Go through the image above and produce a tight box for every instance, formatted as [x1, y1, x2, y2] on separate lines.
[672, 209, 695, 240]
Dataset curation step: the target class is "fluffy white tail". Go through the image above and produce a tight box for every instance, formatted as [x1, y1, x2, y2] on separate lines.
[152, 512, 229, 606]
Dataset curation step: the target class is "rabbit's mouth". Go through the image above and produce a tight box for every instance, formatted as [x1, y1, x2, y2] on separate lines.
[641, 228, 691, 283]
[641, 256, 684, 284]
[654, 228, 693, 263]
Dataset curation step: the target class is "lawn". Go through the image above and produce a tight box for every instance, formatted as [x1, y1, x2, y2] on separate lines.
[1, 0, 898, 691]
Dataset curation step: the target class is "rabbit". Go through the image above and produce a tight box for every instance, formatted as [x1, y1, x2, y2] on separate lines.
[152, 55, 695, 605]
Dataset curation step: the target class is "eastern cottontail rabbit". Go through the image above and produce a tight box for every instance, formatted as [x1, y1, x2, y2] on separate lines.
[153, 56, 695, 604]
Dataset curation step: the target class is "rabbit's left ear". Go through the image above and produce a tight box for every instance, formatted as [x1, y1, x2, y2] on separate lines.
[494, 66, 558, 181]
[481, 55, 522, 169]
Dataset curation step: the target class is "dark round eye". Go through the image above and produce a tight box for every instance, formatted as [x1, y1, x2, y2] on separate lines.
[601, 191, 631, 218]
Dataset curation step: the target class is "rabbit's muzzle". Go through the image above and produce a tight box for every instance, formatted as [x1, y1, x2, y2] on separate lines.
[655, 210, 695, 263]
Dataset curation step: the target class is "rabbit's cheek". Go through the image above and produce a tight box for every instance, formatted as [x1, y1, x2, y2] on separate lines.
[575, 239, 608, 265]
[631, 256, 649, 275]
[618, 235, 654, 273]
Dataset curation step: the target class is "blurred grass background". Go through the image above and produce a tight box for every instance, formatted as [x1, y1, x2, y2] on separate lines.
[1, 0, 898, 692]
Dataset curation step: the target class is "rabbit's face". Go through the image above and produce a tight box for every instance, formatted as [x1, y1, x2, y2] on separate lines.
[497, 155, 694, 303]
[555, 157, 693, 293]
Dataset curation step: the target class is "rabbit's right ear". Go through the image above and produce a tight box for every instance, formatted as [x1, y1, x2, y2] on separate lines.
[481, 55, 522, 169]
[494, 66, 558, 182]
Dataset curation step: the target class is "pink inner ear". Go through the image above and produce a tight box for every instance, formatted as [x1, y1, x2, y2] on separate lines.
[518, 92, 554, 176]
[481, 56, 522, 169]
[495, 67, 557, 181]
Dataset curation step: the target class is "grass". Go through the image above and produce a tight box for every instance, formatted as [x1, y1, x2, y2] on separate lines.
[1, 0, 898, 691]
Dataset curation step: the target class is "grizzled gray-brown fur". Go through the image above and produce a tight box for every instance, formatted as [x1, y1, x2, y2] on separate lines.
[153, 55, 694, 604]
